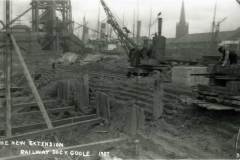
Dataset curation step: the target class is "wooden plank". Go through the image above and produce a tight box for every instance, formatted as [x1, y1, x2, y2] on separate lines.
[191, 99, 240, 111]
[12, 100, 56, 108]
[0, 87, 23, 91]
[0, 114, 97, 134]
[11, 35, 53, 129]
[63, 137, 127, 149]
[0, 118, 102, 141]
[14, 106, 74, 116]
[114, 95, 153, 107]
[164, 83, 193, 96]
[115, 86, 153, 99]
[12, 100, 57, 114]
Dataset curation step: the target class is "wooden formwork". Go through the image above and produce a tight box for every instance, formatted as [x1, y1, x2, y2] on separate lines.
[0, 4, 126, 159]
[0, 35, 125, 160]
[89, 72, 164, 119]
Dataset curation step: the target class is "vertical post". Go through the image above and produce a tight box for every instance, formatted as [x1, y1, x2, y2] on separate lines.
[153, 75, 164, 120]
[35, 1, 39, 33]
[100, 23, 106, 41]
[49, 0, 58, 51]
[5, 0, 12, 137]
[156, 16, 166, 61]
[68, 0, 73, 33]
[132, 10, 136, 39]
[32, 0, 39, 32]
[148, 8, 152, 39]
[32, 0, 36, 31]
[62, 2, 66, 22]
[83, 74, 89, 106]
[96, 92, 100, 117]
[136, 20, 141, 45]
[97, 2, 101, 40]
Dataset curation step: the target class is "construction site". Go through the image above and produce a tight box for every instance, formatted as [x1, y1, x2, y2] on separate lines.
[0, 0, 240, 159]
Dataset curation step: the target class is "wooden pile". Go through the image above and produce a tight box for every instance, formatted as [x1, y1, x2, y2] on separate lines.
[89, 72, 163, 118]
[55, 77, 89, 112]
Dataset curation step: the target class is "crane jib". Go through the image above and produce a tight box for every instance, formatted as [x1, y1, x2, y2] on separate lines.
[100, 0, 138, 53]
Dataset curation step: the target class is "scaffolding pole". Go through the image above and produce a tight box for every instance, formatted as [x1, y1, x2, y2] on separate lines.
[5, 0, 12, 137]
[10, 35, 53, 129]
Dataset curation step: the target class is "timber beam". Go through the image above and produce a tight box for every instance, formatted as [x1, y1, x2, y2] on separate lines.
[0, 117, 102, 141]
[0, 114, 98, 135]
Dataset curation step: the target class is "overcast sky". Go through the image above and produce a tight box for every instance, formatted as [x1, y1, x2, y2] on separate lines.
[0, 0, 240, 38]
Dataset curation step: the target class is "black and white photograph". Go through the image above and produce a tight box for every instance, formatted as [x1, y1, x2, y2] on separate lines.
[0, 0, 240, 159]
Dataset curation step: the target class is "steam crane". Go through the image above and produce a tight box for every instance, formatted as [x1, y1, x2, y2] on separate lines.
[100, 0, 137, 54]
[100, 0, 144, 71]
[100, 0, 168, 76]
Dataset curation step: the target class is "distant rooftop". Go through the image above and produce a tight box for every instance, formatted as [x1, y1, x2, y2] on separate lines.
[167, 27, 240, 44]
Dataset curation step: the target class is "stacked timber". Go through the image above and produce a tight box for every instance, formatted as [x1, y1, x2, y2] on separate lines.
[195, 64, 240, 109]
[114, 82, 154, 113]
[208, 64, 240, 75]
[196, 85, 240, 108]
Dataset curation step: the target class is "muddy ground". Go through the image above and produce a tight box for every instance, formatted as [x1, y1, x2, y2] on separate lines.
[0, 52, 240, 159]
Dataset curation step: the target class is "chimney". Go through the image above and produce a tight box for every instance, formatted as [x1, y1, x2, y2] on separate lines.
[100, 23, 107, 40]
[158, 17, 162, 37]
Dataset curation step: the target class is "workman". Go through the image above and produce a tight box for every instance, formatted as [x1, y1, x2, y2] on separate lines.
[218, 46, 238, 66]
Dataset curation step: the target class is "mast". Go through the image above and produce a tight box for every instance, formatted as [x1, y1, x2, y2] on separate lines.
[210, 0, 218, 48]
[132, 10, 136, 38]
[211, 0, 217, 34]
[97, 1, 101, 39]
[148, 7, 152, 38]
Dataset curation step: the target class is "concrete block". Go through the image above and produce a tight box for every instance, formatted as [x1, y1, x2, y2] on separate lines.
[172, 66, 209, 87]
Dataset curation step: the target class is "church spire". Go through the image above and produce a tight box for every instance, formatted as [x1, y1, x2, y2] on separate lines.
[176, 0, 189, 38]
[180, 0, 186, 24]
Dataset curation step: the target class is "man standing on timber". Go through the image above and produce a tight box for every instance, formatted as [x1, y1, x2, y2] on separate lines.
[218, 46, 238, 66]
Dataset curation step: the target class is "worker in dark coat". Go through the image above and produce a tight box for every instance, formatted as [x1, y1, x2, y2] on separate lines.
[129, 48, 143, 67]
[218, 46, 238, 66]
